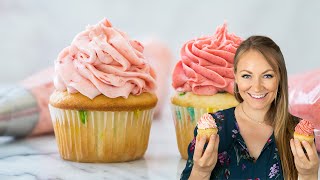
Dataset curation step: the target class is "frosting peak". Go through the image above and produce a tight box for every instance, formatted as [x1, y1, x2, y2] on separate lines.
[197, 113, 217, 129]
[295, 119, 314, 136]
[172, 23, 242, 95]
[54, 18, 156, 99]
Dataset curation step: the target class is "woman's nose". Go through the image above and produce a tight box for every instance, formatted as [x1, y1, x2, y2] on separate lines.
[252, 78, 263, 92]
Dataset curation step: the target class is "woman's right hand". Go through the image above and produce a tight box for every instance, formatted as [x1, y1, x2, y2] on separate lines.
[189, 134, 220, 180]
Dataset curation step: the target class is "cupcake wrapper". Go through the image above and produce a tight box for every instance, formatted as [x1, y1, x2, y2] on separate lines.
[171, 105, 221, 159]
[49, 105, 154, 162]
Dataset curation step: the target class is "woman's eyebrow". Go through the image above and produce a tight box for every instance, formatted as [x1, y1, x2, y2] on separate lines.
[239, 69, 274, 74]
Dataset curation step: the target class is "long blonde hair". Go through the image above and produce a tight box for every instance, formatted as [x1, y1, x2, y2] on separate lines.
[233, 36, 298, 180]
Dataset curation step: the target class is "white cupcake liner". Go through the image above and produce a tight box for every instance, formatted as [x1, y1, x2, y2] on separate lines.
[49, 105, 154, 162]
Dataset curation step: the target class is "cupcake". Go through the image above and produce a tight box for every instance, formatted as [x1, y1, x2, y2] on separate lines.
[49, 18, 157, 162]
[294, 119, 315, 144]
[171, 23, 241, 159]
[197, 113, 218, 142]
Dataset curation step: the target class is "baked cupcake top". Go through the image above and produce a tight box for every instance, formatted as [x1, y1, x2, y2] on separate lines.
[172, 23, 242, 95]
[295, 119, 314, 136]
[197, 113, 217, 129]
[53, 18, 156, 100]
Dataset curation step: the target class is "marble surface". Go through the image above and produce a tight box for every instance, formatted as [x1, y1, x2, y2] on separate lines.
[0, 109, 186, 180]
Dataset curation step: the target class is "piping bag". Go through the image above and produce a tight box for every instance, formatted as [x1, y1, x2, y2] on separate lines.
[289, 68, 320, 128]
[0, 40, 172, 137]
[0, 68, 54, 137]
[288, 68, 320, 151]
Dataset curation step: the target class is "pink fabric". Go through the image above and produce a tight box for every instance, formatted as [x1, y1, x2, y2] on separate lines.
[197, 113, 217, 129]
[54, 18, 156, 99]
[295, 119, 314, 136]
[172, 23, 242, 95]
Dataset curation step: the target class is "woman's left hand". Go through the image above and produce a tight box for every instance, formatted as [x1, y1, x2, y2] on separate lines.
[290, 139, 319, 179]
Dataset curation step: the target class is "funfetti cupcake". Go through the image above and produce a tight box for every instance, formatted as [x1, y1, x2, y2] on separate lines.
[171, 23, 241, 159]
[197, 113, 218, 142]
[294, 119, 315, 144]
[49, 18, 157, 163]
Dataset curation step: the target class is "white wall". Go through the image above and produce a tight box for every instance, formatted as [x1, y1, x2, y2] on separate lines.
[1, 0, 319, 83]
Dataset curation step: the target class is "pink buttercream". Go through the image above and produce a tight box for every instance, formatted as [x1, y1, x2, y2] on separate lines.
[197, 113, 217, 129]
[295, 119, 314, 136]
[172, 23, 242, 95]
[54, 18, 156, 99]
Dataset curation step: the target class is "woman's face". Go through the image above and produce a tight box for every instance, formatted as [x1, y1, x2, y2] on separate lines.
[235, 50, 278, 111]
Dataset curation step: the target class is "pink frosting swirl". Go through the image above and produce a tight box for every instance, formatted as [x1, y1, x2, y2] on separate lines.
[172, 23, 242, 95]
[197, 113, 217, 129]
[54, 18, 156, 99]
[295, 119, 314, 136]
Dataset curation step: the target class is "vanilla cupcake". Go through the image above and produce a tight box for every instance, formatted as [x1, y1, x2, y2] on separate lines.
[197, 113, 218, 142]
[49, 18, 157, 162]
[171, 23, 241, 159]
[294, 119, 315, 144]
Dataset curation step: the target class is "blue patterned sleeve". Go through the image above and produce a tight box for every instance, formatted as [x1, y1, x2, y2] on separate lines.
[180, 111, 228, 180]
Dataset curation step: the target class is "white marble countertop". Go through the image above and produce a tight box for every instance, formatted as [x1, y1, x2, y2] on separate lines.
[0, 108, 186, 180]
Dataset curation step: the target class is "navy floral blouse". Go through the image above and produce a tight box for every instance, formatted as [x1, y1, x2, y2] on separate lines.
[180, 107, 283, 180]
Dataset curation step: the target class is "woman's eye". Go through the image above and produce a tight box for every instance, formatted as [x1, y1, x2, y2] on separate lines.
[241, 74, 251, 79]
[264, 74, 274, 78]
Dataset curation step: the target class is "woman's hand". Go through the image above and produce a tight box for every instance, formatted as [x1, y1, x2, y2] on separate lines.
[189, 134, 219, 180]
[290, 139, 319, 180]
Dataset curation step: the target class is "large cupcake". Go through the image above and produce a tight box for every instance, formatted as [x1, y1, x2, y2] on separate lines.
[171, 23, 241, 159]
[49, 18, 157, 162]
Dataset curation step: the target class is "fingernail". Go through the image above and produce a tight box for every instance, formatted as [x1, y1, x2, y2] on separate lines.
[294, 139, 299, 143]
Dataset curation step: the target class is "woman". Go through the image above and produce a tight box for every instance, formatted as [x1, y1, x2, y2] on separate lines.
[180, 36, 319, 179]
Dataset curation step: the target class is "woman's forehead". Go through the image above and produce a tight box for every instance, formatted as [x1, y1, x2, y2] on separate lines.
[236, 50, 275, 73]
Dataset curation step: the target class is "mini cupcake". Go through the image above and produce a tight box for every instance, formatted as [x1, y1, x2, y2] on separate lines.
[49, 18, 157, 162]
[197, 113, 218, 142]
[294, 119, 315, 144]
[171, 23, 241, 159]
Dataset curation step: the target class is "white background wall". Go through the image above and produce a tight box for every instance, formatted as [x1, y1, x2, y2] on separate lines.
[1, 0, 319, 83]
